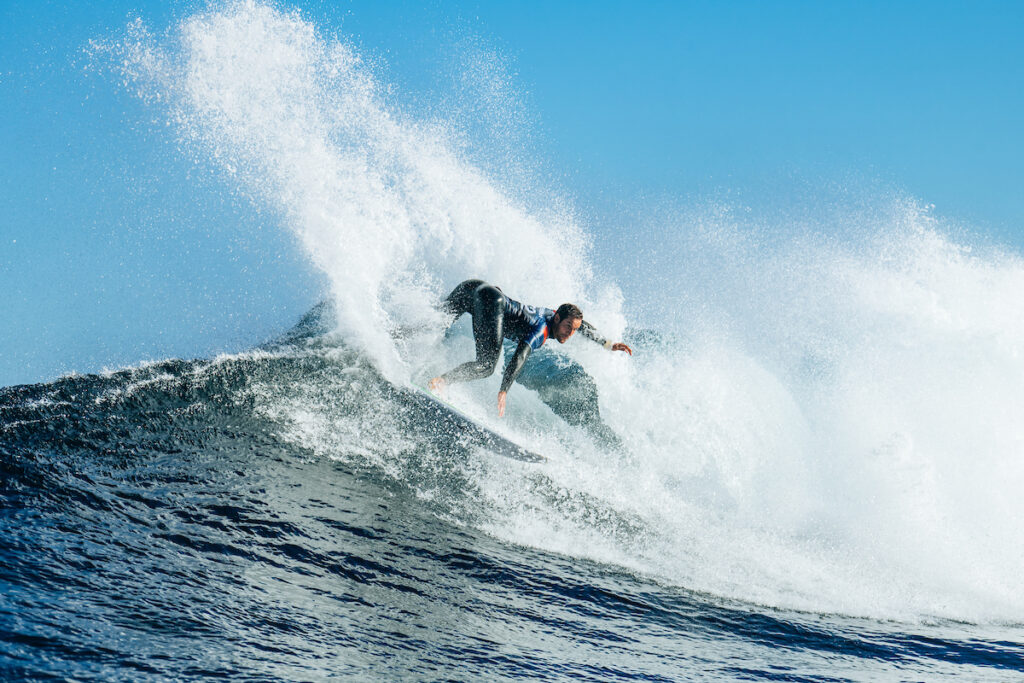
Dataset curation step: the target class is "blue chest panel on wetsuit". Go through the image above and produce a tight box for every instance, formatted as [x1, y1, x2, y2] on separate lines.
[503, 298, 554, 350]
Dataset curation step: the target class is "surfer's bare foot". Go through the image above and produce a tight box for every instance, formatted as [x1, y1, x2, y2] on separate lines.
[428, 376, 446, 393]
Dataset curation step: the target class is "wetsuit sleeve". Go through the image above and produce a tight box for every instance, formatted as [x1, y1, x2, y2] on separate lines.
[579, 320, 614, 349]
[500, 340, 533, 393]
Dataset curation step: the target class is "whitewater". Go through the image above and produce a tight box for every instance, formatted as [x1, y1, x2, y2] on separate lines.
[3, 1, 1023, 680]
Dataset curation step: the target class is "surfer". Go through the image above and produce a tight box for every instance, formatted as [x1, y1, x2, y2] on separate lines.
[429, 279, 632, 416]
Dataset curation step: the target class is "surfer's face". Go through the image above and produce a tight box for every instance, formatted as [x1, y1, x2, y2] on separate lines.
[552, 315, 582, 343]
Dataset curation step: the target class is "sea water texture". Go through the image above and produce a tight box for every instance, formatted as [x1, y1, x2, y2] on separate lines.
[3, 1, 1024, 680]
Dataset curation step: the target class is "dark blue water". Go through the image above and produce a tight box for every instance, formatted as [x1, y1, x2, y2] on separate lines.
[2, 318, 1022, 681]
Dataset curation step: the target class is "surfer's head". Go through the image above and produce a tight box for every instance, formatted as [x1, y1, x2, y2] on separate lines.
[551, 303, 583, 343]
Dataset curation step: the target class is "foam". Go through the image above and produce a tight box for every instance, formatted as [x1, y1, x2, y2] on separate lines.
[96, 0, 612, 380]
[102, 1, 1024, 623]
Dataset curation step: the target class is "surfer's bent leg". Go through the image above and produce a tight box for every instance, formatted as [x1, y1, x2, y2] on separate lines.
[439, 282, 505, 383]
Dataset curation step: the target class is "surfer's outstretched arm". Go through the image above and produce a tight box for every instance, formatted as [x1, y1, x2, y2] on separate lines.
[495, 340, 533, 417]
[579, 320, 633, 355]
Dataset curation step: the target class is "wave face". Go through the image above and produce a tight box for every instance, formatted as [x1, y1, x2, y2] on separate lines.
[7, 0, 1023, 678]
[2, 330, 1022, 680]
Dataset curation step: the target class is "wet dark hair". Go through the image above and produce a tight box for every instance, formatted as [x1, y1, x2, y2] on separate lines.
[555, 303, 583, 321]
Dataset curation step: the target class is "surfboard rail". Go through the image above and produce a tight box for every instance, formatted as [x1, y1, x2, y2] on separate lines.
[404, 384, 547, 463]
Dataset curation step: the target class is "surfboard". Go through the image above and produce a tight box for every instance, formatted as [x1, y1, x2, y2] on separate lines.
[403, 384, 547, 463]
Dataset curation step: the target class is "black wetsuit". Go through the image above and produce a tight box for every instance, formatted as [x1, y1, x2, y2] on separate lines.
[438, 279, 612, 393]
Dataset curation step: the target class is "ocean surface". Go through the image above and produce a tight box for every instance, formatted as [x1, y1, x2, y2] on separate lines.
[5, 1, 1024, 679]
[2, 309, 1023, 681]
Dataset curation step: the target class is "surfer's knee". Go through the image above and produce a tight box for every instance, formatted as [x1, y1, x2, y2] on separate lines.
[441, 279, 487, 315]
[473, 283, 505, 310]
[448, 359, 495, 382]
[474, 357, 500, 378]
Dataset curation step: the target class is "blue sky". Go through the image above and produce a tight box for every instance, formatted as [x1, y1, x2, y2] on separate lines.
[2, 0, 1023, 388]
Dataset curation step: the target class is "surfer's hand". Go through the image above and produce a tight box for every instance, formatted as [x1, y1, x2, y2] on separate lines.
[428, 376, 446, 393]
[611, 342, 633, 356]
[497, 391, 507, 418]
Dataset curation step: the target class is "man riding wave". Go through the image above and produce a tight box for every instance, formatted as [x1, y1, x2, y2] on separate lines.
[429, 279, 632, 416]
